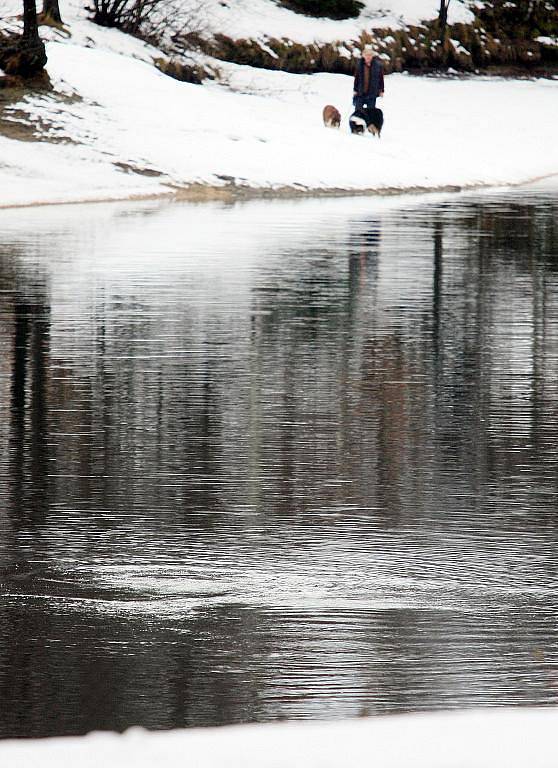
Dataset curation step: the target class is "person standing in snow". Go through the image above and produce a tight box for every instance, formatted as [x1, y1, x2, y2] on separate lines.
[353, 44, 384, 120]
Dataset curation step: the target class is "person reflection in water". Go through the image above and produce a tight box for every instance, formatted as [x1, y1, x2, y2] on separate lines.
[348, 223, 381, 306]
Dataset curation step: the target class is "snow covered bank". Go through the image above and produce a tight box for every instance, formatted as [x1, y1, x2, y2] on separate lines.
[1, 0, 556, 207]
[0, 708, 557, 767]
[1, 37, 557, 208]
[1, 0, 475, 48]
[181, 0, 475, 47]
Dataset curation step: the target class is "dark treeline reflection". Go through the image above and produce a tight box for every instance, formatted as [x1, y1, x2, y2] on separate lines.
[0, 188, 558, 738]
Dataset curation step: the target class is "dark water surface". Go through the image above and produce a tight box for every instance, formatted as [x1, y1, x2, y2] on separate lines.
[1, 184, 558, 738]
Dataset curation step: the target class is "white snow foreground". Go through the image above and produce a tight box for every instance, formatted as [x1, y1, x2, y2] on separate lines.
[1, 37, 558, 206]
[1, 708, 557, 767]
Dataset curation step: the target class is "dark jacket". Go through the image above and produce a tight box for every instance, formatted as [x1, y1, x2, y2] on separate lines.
[354, 57, 384, 98]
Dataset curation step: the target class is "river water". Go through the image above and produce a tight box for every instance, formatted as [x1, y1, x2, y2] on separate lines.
[0, 183, 558, 738]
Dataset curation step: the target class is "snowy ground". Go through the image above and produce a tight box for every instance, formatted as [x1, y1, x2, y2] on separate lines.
[0, 1, 557, 207]
[1, 0, 476, 47]
[173, 0, 476, 46]
[0, 708, 557, 767]
[1, 37, 558, 208]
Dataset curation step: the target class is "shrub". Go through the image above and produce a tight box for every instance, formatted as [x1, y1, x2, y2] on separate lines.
[474, 0, 558, 40]
[89, 0, 162, 32]
[88, 0, 209, 42]
[153, 56, 208, 83]
[279, 0, 363, 21]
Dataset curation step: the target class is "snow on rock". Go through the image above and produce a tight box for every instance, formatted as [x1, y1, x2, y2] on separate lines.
[1, 38, 558, 208]
[0, 708, 557, 768]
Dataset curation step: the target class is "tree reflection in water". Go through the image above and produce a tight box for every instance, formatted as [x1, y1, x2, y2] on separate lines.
[0, 188, 557, 738]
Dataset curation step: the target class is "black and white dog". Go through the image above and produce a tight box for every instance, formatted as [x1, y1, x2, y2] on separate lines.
[350, 106, 384, 138]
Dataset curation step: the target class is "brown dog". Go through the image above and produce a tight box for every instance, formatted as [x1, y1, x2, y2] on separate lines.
[323, 105, 341, 129]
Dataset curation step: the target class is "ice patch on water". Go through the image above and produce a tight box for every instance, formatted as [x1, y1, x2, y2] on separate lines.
[31, 559, 554, 620]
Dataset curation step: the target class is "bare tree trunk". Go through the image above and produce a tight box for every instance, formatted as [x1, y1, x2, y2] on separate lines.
[23, 0, 41, 42]
[0, 0, 47, 76]
[438, 0, 451, 64]
[41, 0, 62, 24]
[22, 0, 47, 71]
